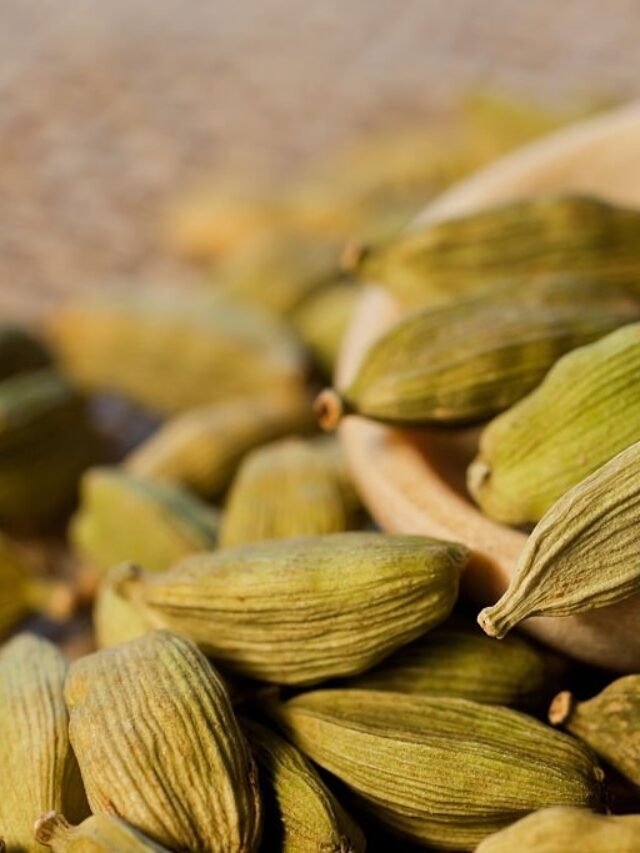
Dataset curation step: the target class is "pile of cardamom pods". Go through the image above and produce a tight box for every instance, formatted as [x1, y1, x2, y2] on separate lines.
[3, 95, 640, 852]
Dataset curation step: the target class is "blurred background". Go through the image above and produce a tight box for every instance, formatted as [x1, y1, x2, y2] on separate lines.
[3, 0, 640, 318]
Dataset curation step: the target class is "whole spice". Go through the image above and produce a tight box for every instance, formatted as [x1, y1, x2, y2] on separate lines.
[271, 689, 603, 851]
[65, 630, 262, 852]
[478, 439, 640, 639]
[35, 811, 170, 852]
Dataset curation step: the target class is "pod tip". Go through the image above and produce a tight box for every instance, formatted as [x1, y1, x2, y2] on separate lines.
[34, 812, 69, 845]
[477, 606, 506, 639]
[340, 239, 367, 272]
[548, 690, 575, 726]
[314, 389, 345, 432]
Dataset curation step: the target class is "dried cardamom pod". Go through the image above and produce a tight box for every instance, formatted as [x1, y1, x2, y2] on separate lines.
[35, 812, 170, 853]
[469, 323, 640, 524]
[0, 324, 51, 380]
[65, 630, 262, 852]
[316, 277, 640, 428]
[549, 675, 640, 786]
[93, 563, 157, 649]
[220, 437, 361, 548]
[126, 390, 313, 499]
[478, 439, 640, 639]
[347, 619, 547, 708]
[0, 370, 100, 529]
[0, 532, 74, 638]
[475, 807, 640, 852]
[290, 279, 361, 377]
[70, 466, 218, 576]
[271, 689, 603, 851]
[0, 634, 88, 852]
[46, 290, 307, 415]
[130, 532, 467, 684]
[346, 195, 640, 308]
[241, 718, 365, 853]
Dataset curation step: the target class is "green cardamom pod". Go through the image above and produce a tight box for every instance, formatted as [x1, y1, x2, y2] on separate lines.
[131, 532, 467, 684]
[220, 437, 361, 548]
[0, 634, 88, 852]
[65, 630, 262, 852]
[125, 390, 313, 499]
[347, 619, 547, 708]
[241, 718, 365, 853]
[549, 675, 640, 786]
[0, 324, 51, 380]
[34, 812, 170, 852]
[475, 807, 640, 852]
[469, 323, 640, 524]
[271, 689, 603, 851]
[70, 467, 218, 576]
[93, 563, 158, 649]
[478, 439, 640, 639]
[315, 276, 640, 428]
[347, 195, 640, 308]
[45, 290, 307, 415]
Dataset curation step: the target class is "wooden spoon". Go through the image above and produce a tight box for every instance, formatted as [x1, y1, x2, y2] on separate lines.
[336, 101, 640, 671]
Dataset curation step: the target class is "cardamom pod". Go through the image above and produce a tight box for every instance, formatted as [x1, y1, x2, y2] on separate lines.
[478, 439, 640, 639]
[347, 195, 640, 308]
[0, 324, 51, 380]
[0, 370, 100, 529]
[0, 532, 74, 638]
[549, 675, 640, 786]
[271, 689, 603, 851]
[125, 390, 313, 499]
[93, 563, 157, 649]
[34, 812, 170, 852]
[241, 717, 365, 853]
[469, 323, 640, 524]
[45, 290, 307, 415]
[70, 467, 218, 576]
[0, 634, 88, 852]
[220, 437, 361, 548]
[130, 532, 467, 684]
[475, 807, 640, 852]
[318, 275, 640, 428]
[65, 630, 262, 852]
[290, 279, 361, 377]
[347, 619, 547, 708]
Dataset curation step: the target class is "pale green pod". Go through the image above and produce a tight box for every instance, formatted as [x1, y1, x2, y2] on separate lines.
[0, 324, 51, 380]
[549, 675, 640, 786]
[70, 467, 218, 575]
[349, 194, 640, 308]
[34, 812, 170, 852]
[241, 718, 365, 853]
[220, 437, 360, 548]
[133, 532, 468, 684]
[125, 390, 313, 499]
[45, 289, 307, 415]
[475, 807, 640, 853]
[65, 630, 262, 852]
[315, 277, 640, 428]
[0, 634, 88, 852]
[93, 563, 158, 649]
[478, 440, 640, 639]
[271, 690, 603, 851]
[469, 323, 640, 524]
[347, 620, 547, 708]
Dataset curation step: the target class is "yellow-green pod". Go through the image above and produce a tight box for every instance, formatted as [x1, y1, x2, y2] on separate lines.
[34, 812, 170, 853]
[93, 563, 158, 649]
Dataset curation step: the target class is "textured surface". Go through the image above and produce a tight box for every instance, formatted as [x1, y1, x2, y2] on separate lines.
[2, 0, 640, 317]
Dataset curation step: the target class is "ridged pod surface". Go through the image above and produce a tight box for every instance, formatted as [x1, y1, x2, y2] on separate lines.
[241, 718, 365, 853]
[133, 532, 467, 684]
[0, 634, 88, 852]
[220, 437, 360, 548]
[549, 675, 640, 786]
[125, 391, 313, 499]
[34, 811, 170, 852]
[319, 277, 640, 427]
[469, 323, 640, 524]
[478, 440, 640, 639]
[351, 195, 640, 308]
[0, 324, 51, 380]
[65, 630, 262, 852]
[475, 807, 640, 852]
[347, 620, 547, 709]
[70, 467, 218, 575]
[45, 290, 307, 415]
[272, 690, 603, 851]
